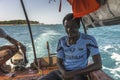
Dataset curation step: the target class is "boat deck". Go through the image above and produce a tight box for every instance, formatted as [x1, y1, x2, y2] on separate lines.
[0, 66, 58, 80]
[0, 56, 113, 80]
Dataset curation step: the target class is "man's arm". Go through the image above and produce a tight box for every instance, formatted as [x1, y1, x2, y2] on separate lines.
[0, 28, 26, 53]
[57, 57, 71, 79]
[0, 28, 19, 46]
[57, 57, 66, 74]
[0, 28, 27, 63]
[5, 35, 26, 53]
[0, 28, 22, 46]
[5, 35, 19, 46]
[68, 54, 102, 77]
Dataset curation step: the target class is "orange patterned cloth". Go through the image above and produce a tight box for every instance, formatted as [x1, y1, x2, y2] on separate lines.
[67, 0, 100, 18]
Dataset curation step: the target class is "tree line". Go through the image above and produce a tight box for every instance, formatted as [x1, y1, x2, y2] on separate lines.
[0, 20, 39, 24]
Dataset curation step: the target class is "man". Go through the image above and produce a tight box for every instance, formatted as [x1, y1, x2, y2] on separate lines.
[0, 28, 27, 73]
[39, 13, 102, 80]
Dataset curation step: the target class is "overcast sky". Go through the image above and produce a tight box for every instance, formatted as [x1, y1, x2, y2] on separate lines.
[0, 0, 72, 24]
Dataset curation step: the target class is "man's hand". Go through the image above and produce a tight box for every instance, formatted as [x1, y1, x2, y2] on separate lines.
[0, 28, 8, 38]
[17, 42, 26, 54]
[17, 42, 28, 64]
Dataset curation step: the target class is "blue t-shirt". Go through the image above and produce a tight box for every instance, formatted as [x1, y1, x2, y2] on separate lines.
[57, 33, 99, 70]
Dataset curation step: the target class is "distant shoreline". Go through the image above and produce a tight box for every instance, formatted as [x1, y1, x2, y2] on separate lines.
[0, 24, 43, 26]
[0, 20, 42, 26]
[0, 24, 61, 27]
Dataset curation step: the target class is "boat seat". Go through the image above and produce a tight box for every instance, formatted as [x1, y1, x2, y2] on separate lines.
[30, 56, 57, 69]
[39, 56, 57, 67]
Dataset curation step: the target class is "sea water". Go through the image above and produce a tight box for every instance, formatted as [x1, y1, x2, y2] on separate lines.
[0, 24, 120, 80]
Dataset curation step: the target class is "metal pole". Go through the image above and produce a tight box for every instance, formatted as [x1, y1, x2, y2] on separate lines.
[20, 0, 38, 65]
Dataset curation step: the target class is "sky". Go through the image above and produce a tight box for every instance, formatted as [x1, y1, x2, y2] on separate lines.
[0, 0, 72, 24]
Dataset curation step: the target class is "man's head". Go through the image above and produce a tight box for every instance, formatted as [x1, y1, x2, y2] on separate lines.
[63, 13, 80, 38]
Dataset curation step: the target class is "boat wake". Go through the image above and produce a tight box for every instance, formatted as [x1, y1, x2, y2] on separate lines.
[27, 30, 60, 65]
[101, 45, 120, 80]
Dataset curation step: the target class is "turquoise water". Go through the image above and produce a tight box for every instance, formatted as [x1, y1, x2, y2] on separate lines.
[0, 24, 120, 80]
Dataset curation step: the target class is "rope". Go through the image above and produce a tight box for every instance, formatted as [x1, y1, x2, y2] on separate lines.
[59, 0, 62, 12]
[80, 18, 87, 34]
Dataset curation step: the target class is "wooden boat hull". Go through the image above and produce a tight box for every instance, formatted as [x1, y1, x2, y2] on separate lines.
[0, 67, 57, 80]
[0, 57, 113, 80]
[0, 68, 113, 80]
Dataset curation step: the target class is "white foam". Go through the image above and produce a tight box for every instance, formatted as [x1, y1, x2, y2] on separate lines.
[35, 30, 60, 43]
[102, 53, 120, 79]
[34, 30, 60, 57]
[103, 66, 120, 79]
[111, 53, 120, 65]
[100, 44, 120, 79]
[100, 45, 113, 52]
[41, 30, 60, 36]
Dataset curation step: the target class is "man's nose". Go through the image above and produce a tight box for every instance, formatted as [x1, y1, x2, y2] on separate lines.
[67, 28, 72, 32]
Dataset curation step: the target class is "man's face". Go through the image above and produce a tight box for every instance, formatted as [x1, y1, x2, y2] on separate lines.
[64, 20, 80, 38]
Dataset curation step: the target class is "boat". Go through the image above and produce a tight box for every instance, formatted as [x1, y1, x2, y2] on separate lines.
[0, 0, 118, 80]
[0, 51, 113, 80]
[0, 41, 113, 80]
[81, 0, 120, 28]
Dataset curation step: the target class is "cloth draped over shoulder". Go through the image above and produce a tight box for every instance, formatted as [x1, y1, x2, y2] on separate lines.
[67, 0, 100, 18]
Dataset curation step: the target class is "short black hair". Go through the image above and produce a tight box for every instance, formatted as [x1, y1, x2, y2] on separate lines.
[63, 13, 80, 28]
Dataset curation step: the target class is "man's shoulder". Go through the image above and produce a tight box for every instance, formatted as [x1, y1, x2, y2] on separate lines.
[59, 36, 67, 41]
[81, 33, 95, 40]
